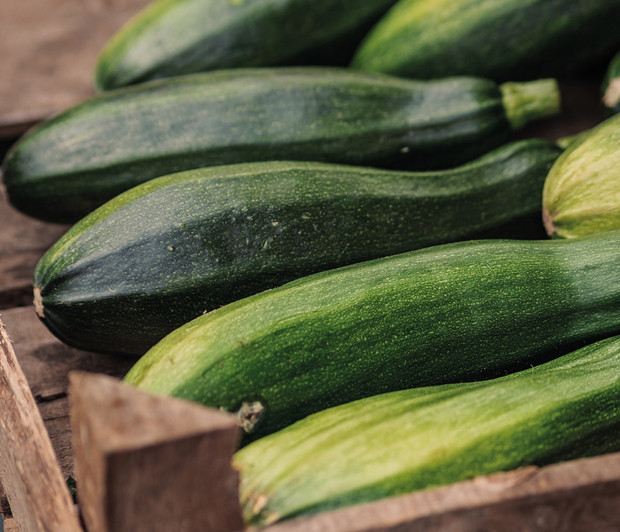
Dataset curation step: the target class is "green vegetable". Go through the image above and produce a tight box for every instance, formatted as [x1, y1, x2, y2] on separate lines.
[235, 334, 620, 526]
[2, 68, 559, 223]
[351, 0, 620, 81]
[543, 114, 620, 238]
[32, 140, 561, 355]
[602, 51, 620, 116]
[124, 230, 620, 441]
[95, 0, 398, 90]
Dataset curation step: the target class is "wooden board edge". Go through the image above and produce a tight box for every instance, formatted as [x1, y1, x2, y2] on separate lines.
[0, 316, 82, 532]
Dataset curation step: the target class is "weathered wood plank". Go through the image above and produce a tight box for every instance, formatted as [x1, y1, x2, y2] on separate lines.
[0, 317, 82, 532]
[69, 372, 244, 532]
[0, 306, 137, 480]
[3, 517, 19, 532]
[0, 0, 151, 139]
[0, 194, 69, 309]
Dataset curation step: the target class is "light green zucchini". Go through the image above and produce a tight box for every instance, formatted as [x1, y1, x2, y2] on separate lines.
[235, 334, 620, 526]
[542, 114, 620, 238]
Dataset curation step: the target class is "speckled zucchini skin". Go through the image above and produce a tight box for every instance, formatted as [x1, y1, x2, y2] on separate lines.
[603, 51, 620, 117]
[543, 114, 620, 239]
[124, 230, 620, 441]
[1, 68, 558, 223]
[235, 335, 620, 526]
[352, 0, 620, 81]
[95, 0, 398, 90]
[33, 139, 560, 356]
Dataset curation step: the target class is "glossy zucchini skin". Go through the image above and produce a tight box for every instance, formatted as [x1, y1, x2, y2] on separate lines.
[543, 114, 620, 239]
[1, 68, 559, 223]
[124, 230, 620, 441]
[235, 335, 620, 526]
[351, 0, 620, 81]
[33, 139, 561, 356]
[603, 51, 620, 117]
[95, 0, 398, 90]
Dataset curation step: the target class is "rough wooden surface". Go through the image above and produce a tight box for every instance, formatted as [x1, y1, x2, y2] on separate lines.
[0, 0, 151, 139]
[69, 372, 244, 532]
[0, 307, 137, 485]
[0, 317, 82, 532]
[0, 194, 69, 308]
[265, 453, 620, 532]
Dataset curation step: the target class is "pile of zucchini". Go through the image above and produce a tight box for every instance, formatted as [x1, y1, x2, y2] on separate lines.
[3, 0, 620, 525]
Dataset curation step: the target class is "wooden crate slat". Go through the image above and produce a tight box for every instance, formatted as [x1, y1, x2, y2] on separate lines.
[0, 0, 151, 139]
[0, 317, 82, 532]
[69, 372, 245, 532]
[0, 307, 137, 478]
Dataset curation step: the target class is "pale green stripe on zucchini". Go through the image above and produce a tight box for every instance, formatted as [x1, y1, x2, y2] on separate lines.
[543, 114, 620, 238]
[234, 334, 620, 526]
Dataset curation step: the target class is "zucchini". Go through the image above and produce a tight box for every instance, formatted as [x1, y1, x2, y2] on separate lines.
[542, 114, 620, 239]
[95, 0, 398, 90]
[603, 51, 620, 117]
[124, 230, 620, 441]
[351, 0, 620, 81]
[1, 68, 560, 223]
[33, 139, 561, 356]
[235, 335, 620, 526]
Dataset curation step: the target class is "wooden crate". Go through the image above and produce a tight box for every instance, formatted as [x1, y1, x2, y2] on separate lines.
[2, 1, 620, 529]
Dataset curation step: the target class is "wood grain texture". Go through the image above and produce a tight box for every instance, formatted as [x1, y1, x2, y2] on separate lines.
[0, 0, 151, 139]
[263, 454, 620, 532]
[0, 193, 69, 309]
[69, 372, 244, 532]
[3, 517, 19, 532]
[0, 307, 137, 476]
[0, 317, 82, 532]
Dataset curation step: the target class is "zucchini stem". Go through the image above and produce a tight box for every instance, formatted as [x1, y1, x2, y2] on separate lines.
[501, 79, 561, 130]
[34, 286, 45, 318]
[603, 78, 620, 110]
[542, 206, 557, 238]
[236, 401, 265, 433]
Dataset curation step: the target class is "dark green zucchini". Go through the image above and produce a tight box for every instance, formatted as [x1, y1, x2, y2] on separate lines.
[33, 139, 561, 356]
[124, 230, 620, 441]
[603, 51, 620, 117]
[235, 335, 620, 526]
[2, 67, 560, 223]
[95, 0, 398, 90]
[351, 0, 620, 81]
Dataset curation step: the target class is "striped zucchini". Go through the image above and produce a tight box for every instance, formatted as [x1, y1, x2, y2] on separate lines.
[1, 68, 560, 223]
[235, 335, 620, 526]
[543, 114, 620, 239]
[32, 139, 561, 356]
[124, 230, 620, 441]
[603, 51, 620, 117]
[351, 0, 620, 81]
[95, 0, 398, 90]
